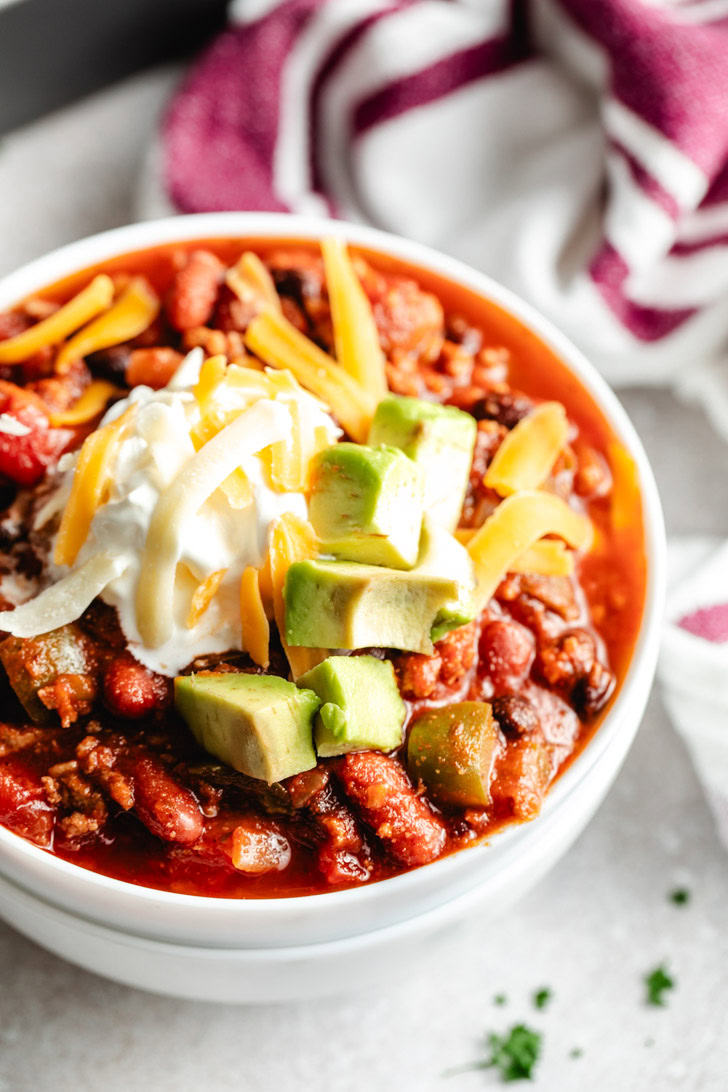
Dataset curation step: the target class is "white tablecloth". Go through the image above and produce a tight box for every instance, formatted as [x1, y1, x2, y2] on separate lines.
[0, 69, 726, 1092]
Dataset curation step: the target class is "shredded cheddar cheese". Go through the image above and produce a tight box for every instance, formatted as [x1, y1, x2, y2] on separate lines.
[509, 539, 575, 577]
[55, 278, 159, 374]
[187, 568, 227, 628]
[0, 275, 115, 365]
[467, 490, 592, 611]
[240, 565, 270, 668]
[226, 252, 281, 314]
[455, 531, 575, 577]
[49, 380, 120, 428]
[54, 406, 135, 568]
[321, 236, 388, 402]
[245, 309, 375, 442]
[484, 402, 569, 496]
[268, 512, 325, 678]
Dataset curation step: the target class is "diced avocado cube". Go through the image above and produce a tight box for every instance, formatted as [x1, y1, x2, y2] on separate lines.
[174, 672, 320, 785]
[368, 395, 477, 532]
[407, 702, 503, 807]
[298, 655, 406, 757]
[283, 559, 460, 655]
[416, 518, 476, 642]
[309, 443, 424, 569]
[0, 624, 94, 724]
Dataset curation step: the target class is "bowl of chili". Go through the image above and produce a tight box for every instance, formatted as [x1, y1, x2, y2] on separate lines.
[0, 214, 665, 1000]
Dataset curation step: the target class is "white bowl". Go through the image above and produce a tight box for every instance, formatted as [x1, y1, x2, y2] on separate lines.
[0, 213, 666, 1001]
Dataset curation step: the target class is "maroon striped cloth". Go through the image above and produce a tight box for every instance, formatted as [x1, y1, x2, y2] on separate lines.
[159, 0, 728, 395]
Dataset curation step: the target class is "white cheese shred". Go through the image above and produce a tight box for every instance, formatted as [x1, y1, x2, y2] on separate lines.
[135, 399, 290, 649]
[0, 552, 128, 638]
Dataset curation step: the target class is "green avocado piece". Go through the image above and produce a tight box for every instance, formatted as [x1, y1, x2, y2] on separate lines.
[416, 518, 476, 642]
[407, 702, 503, 807]
[368, 395, 477, 532]
[309, 443, 424, 569]
[0, 624, 95, 724]
[174, 673, 320, 785]
[298, 655, 406, 757]
[283, 559, 460, 655]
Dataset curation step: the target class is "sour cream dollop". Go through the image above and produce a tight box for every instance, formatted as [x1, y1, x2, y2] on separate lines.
[22, 352, 341, 675]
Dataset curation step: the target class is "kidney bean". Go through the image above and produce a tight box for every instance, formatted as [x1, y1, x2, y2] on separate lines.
[166, 249, 224, 331]
[334, 751, 446, 868]
[0, 757, 54, 846]
[86, 344, 132, 384]
[573, 661, 615, 719]
[103, 652, 171, 719]
[491, 695, 539, 738]
[471, 389, 533, 429]
[125, 347, 183, 389]
[131, 754, 203, 845]
[0, 311, 32, 349]
[478, 619, 535, 694]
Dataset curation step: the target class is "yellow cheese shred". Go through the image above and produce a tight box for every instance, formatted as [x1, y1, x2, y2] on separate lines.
[192, 354, 228, 414]
[484, 402, 569, 496]
[0, 275, 115, 364]
[55, 278, 160, 374]
[268, 512, 326, 678]
[321, 236, 388, 402]
[54, 406, 135, 568]
[467, 490, 592, 612]
[49, 380, 120, 427]
[455, 531, 575, 577]
[509, 539, 575, 577]
[226, 251, 281, 313]
[190, 358, 271, 450]
[240, 565, 270, 669]
[245, 309, 375, 442]
[187, 568, 227, 628]
[262, 401, 305, 492]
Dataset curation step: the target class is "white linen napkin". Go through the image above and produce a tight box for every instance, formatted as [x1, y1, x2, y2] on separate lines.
[660, 539, 728, 844]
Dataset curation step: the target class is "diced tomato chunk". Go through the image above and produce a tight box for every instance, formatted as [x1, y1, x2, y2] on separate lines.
[0, 757, 54, 846]
[0, 381, 70, 486]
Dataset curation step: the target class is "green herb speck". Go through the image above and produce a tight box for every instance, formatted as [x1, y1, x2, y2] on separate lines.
[669, 887, 690, 906]
[645, 964, 675, 1007]
[532, 987, 552, 1011]
[486, 1025, 542, 1082]
[444, 1024, 542, 1083]
[493, 994, 508, 1007]
[569, 1048, 583, 1060]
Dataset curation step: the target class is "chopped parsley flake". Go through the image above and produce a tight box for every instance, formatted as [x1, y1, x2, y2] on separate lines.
[532, 987, 552, 1011]
[569, 1048, 583, 1060]
[486, 1025, 542, 1082]
[493, 994, 508, 1007]
[645, 965, 675, 1007]
[669, 887, 690, 906]
[445, 1025, 542, 1083]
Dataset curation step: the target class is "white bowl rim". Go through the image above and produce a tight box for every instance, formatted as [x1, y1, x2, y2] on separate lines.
[0, 212, 666, 923]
